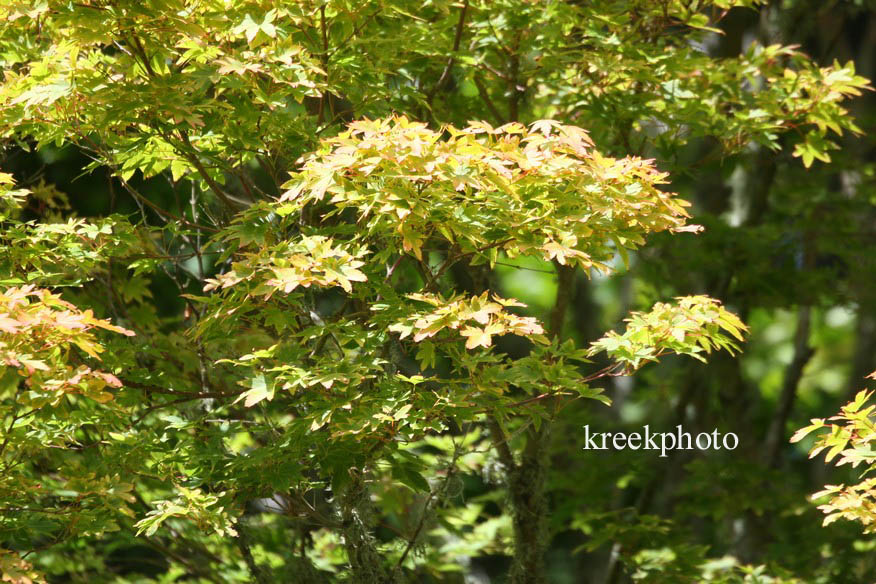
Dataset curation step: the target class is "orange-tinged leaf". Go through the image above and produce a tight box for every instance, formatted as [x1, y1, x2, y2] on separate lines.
[461, 326, 492, 349]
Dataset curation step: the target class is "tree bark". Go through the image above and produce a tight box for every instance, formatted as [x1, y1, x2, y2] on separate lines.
[764, 306, 814, 468]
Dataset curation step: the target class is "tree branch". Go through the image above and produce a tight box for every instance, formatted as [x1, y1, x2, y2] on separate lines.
[473, 73, 506, 124]
[764, 305, 814, 468]
[425, 0, 470, 105]
[235, 518, 274, 584]
[397, 431, 464, 568]
[486, 414, 516, 471]
[548, 264, 575, 339]
[175, 130, 241, 212]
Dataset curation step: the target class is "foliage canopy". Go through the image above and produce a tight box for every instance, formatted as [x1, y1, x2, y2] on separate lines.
[0, 0, 874, 582]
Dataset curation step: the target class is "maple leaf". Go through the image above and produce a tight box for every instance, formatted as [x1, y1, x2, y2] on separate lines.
[461, 326, 492, 349]
[0, 315, 22, 334]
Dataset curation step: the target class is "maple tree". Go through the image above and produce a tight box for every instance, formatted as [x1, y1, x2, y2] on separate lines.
[791, 377, 876, 537]
[0, 0, 874, 582]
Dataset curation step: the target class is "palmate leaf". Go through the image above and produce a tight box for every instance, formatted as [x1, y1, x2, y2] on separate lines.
[0, 286, 133, 405]
[134, 487, 237, 538]
[234, 373, 274, 408]
[0, 549, 46, 584]
[794, 386, 876, 533]
[278, 116, 696, 273]
[588, 296, 748, 373]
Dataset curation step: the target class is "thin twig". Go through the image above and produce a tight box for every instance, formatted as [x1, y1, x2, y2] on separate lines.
[326, 8, 382, 61]
[397, 426, 466, 567]
[473, 73, 506, 124]
[425, 0, 470, 105]
[176, 130, 240, 212]
[123, 379, 243, 399]
[486, 414, 516, 471]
